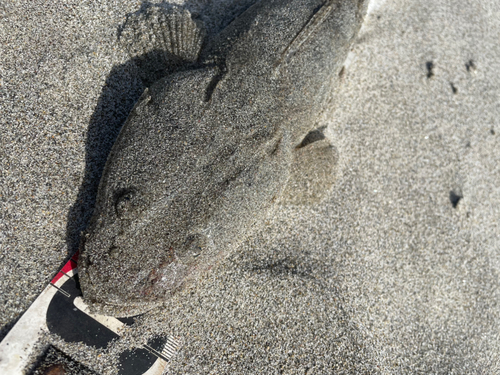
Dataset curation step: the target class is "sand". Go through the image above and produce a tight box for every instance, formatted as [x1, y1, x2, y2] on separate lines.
[1, 0, 499, 373]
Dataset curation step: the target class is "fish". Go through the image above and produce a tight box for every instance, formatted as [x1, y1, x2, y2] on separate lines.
[78, 0, 368, 316]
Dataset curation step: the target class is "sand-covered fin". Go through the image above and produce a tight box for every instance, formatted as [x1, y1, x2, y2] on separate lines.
[273, 0, 337, 74]
[119, 4, 206, 85]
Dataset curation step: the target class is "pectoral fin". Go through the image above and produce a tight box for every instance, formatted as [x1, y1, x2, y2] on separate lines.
[119, 4, 206, 86]
[280, 130, 338, 205]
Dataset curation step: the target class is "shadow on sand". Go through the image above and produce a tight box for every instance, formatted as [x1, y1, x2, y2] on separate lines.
[65, 62, 144, 255]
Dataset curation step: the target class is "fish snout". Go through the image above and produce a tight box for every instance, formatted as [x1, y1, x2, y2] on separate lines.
[77, 249, 100, 303]
[77, 227, 118, 295]
[78, 231, 94, 276]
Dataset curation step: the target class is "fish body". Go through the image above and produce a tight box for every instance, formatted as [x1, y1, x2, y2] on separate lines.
[78, 0, 368, 315]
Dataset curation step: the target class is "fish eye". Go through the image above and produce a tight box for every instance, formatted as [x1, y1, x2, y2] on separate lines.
[114, 188, 139, 218]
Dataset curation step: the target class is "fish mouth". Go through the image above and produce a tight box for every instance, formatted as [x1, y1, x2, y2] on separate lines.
[78, 264, 162, 317]
[77, 225, 190, 316]
[78, 261, 164, 317]
[77, 239, 176, 317]
[80, 294, 162, 318]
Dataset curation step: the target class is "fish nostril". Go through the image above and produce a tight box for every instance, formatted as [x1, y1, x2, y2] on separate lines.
[84, 254, 93, 267]
[108, 245, 120, 259]
[79, 253, 92, 277]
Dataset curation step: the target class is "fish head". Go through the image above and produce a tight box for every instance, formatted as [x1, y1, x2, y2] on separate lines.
[77, 165, 213, 315]
[77, 73, 226, 315]
[78, 131, 288, 317]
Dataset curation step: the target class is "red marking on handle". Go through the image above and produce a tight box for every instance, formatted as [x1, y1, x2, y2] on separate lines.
[50, 251, 79, 284]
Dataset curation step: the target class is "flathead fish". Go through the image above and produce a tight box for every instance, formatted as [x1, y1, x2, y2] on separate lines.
[78, 0, 368, 316]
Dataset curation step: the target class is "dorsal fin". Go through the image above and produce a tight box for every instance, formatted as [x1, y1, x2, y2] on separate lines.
[119, 4, 206, 86]
[273, 0, 337, 76]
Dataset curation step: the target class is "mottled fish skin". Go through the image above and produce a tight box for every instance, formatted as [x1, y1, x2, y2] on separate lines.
[78, 0, 368, 316]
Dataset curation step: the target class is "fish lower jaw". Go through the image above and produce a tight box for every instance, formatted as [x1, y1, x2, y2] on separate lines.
[80, 280, 161, 317]
[83, 296, 162, 318]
